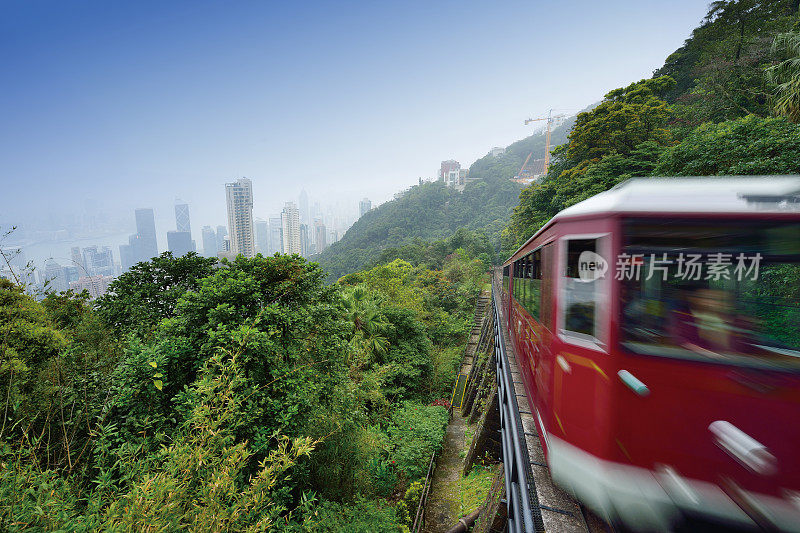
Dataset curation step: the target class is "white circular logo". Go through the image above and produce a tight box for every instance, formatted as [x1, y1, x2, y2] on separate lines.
[577, 251, 607, 282]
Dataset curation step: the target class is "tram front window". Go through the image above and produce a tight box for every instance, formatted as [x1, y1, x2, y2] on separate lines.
[620, 219, 800, 370]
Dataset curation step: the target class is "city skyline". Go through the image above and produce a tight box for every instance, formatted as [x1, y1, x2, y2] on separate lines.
[2, 1, 709, 228]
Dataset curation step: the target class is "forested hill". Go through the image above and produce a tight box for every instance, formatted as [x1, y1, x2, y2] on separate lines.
[315, 117, 576, 282]
[315, 177, 522, 281]
[504, 0, 800, 258]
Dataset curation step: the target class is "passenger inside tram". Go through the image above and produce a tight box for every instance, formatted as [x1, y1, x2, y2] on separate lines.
[619, 219, 800, 369]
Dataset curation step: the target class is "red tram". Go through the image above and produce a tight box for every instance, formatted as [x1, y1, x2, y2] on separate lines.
[502, 177, 800, 531]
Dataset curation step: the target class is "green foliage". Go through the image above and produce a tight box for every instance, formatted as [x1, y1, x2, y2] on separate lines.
[386, 402, 449, 481]
[654, 115, 800, 175]
[767, 28, 800, 122]
[96, 251, 216, 338]
[299, 498, 405, 533]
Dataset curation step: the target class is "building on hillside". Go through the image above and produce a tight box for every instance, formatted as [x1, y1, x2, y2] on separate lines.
[490, 146, 505, 157]
[167, 230, 194, 257]
[225, 178, 255, 258]
[438, 160, 472, 190]
[359, 198, 372, 218]
[281, 202, 302, 255]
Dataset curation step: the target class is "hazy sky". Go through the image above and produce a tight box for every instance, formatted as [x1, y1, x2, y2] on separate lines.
[1, 0, 710, 232]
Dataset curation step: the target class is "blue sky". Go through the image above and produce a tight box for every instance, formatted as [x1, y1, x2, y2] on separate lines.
[1, 0, 710, 233]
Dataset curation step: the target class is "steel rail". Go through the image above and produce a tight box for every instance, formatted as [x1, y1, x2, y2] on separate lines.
[491, 281, 537, 532]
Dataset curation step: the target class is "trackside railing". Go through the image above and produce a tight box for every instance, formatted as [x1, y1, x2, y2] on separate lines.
[492, 281, 537, 532]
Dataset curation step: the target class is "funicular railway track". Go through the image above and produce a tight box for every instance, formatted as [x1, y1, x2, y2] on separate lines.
[491, 272, 614, 533]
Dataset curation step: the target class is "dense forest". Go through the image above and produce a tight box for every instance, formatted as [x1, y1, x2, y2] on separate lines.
[0, 241, 489, 531]
[504, 0, 800, 256]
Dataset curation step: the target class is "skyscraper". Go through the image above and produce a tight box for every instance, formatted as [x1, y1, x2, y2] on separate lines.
[70, 246, 85, 273]
[225, 178, 255, 258]
[167, 231, 194, 257]
[134, 208, 159, 262]
[44, 259, 67, 293]
[201, 226, 217, 257]
[299, 189, 310, 226]
[268, 214, 282, 255]
[254, 218, 269, 255]
[175, 202, 191, 233]
[281, 202, 301, 255]
[300, 223, 309, 256]
[314, 219, 327, 253]
[359, 198, 372, 218]
[216, 225, 228, 253]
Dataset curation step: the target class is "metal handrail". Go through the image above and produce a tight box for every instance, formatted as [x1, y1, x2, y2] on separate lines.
[492, 280, 536, 532]
[410, 447, 438, 532]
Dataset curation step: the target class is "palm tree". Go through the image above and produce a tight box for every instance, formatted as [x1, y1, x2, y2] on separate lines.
[341, 286, 390, 367]
[767, 30, 800, 123]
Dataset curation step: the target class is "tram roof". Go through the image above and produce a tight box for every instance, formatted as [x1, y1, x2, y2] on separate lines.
[506, 176, 800, 264]
[558, 176, 800, 218]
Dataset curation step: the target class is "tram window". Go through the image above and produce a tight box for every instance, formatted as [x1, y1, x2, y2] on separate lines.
[503, 265, 510, 293]
[620, 219, 800, 371]
[540, 243, 554, 329]
[561, 237, 606, 344]
[521, 249, 542, 320]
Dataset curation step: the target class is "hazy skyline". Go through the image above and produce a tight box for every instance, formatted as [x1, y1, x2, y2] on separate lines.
[2, 0, 709, 232]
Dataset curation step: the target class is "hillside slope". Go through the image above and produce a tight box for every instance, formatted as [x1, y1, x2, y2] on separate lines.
[315, 177, 521, 281]
[315, 118, 577, 281]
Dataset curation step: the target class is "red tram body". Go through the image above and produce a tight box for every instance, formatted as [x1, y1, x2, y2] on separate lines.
[502, 177, 800, 531]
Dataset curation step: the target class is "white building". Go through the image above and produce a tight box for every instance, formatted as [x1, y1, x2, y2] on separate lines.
[69, 275, 115, 299]
[225, 178, 255, 258]
[281, 202, 302, 255]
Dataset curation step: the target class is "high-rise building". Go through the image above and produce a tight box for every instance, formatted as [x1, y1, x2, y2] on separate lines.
[300, 224, 309, 256]
[175, 202, 191, 233]
[225, 178, 255, 258]
[359, 198, 372, 218]
[299, 189, 310, 226]
[134, 208, 159, 262]
[167, 231, 194, 257]
[281, 202, 302, 255]
[254, 218, 269, 255]
[69, 275, 115, 299]
[70, 246, 85, 273]
[216, 225, 228, 253]
[44, 260, 67, 293]
[314, 219, 327, 253]
[268, 214, 282, 254]
[82, 246, 115, 277]
[201, 226, 217, 257]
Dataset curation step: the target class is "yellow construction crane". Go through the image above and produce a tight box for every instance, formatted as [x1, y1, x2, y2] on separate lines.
[524, 109, 565, 176]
